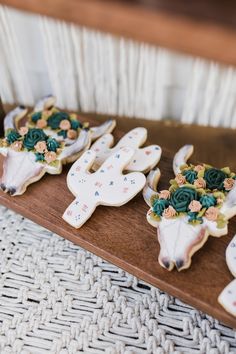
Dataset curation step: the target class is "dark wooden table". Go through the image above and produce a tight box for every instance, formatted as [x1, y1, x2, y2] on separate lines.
[0, 109, 236, 328]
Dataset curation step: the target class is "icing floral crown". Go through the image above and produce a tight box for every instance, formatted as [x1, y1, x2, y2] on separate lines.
[150, 163, 236, 229]
[0, 106, 89, 166]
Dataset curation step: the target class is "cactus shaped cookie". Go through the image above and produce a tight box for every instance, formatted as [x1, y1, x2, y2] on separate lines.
[218, 235, 236, 317]
[90, 127, 161, 173]
[143, 145, 236, 271]
[63, 147, 146, 228]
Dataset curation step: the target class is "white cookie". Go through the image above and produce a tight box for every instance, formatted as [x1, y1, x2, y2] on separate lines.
[63, 147, 146, 228]
[90, 127, 161, 173]
[0, 96, 116, 196]
[218, 235, 236, 316]
[143, 145, 236, 271]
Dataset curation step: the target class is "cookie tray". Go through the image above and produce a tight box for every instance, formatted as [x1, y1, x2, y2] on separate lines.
[0, 116, 236, 329]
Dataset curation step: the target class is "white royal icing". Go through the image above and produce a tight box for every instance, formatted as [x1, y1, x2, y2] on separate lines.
[63, 147, 146, 228]
[218, 235, 236, 316]
[90, 127, 161, 173]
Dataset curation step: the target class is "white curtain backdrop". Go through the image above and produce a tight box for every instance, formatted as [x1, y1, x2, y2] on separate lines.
[0, 6, 236, 128]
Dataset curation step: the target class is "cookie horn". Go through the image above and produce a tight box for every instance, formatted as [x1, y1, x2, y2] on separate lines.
[58, 129, 90, 162]
[173, 145, 194, 176]
[4, 106, 28, 134]
[34, 95, 56, 112]
[90, 119, 116, 141]
[143, 168, 161, 207]
[221, 183, 236, 219]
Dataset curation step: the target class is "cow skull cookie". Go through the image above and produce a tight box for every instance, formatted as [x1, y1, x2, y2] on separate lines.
[143, 145, 236, 271]
[0, 96, 116, 195]
[90, 127, 161, 173]
[218, 235, 236, 317]
[63, 147, 146, 228]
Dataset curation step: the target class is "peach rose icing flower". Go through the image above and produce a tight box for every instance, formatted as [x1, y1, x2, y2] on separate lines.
[59, 119, 71, 130]
[175, 173, 186, 185]
[188, 200, 202, 212]
[45, 151, 57, 163]
[194, 177, 206, 189]
[10, 141, 23, 152]
[205, 206, 219, 221]
[67, 129, 77, 139]
[159, 190, 170, 200]
[194, 164, 204, 173]
[34, 141, 47, 153]
[163, 206, 176, 219]
[19, 126, 28, 136]
[224, 178, 235, 191]
[36, 119, 47, 129]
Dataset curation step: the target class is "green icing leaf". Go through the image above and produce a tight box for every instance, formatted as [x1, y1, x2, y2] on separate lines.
[197, 169, 205, 178]
[169, 179, 179, 190]
[149, 211, 161, 222]
[213, 191, 225, 199]
[169, 184, 178, 193]
[221, 167, 231, 175]
[197, 207, 207, 217]
[150, 194, 159, 206]
[180, 164, 189, 172]
[49, 159, 60, 169]
[217, 214, 227, 229]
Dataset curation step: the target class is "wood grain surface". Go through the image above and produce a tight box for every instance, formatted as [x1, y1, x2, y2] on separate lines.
[0, 111, 236, 328]
[2, 0, 236, 66]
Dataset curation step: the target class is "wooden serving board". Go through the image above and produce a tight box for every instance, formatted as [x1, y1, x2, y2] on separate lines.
[0, 112, 236, 328]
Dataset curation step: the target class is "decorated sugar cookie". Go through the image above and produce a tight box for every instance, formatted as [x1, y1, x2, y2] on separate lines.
[218, 235, 236, 317]
[0, 96, 116, 195]
[63, 147, 146, 228]
[90, 127, 161, 173]
[143, 145, 236, 271]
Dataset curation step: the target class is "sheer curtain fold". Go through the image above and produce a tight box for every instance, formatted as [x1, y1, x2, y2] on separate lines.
[0, 6, 236, 128]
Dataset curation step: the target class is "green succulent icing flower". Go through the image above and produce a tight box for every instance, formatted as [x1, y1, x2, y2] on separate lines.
[183, 169, 197, 184]
[71, 119, 82, 130]
[31, 111, 42, 123]
[47, 137, 60, 152]
[35, 152, 45, 162]
[204, 168, 226, 190]
[170, 187, 198, 212]
[47, 112, 69, 129]
[58, 130, 67, 139]
[6, 130, 21, 144]
[200, 194, 216, 208]
[152, 198, 169, 216]
[23, 128, 47, 150]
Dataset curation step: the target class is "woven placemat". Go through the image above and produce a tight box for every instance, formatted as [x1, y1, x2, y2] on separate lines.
[0, 205, 235, 354]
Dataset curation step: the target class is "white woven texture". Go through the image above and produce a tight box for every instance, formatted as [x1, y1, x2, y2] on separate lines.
[1, 6, 236, 128]
[0, 205, 236, 354]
